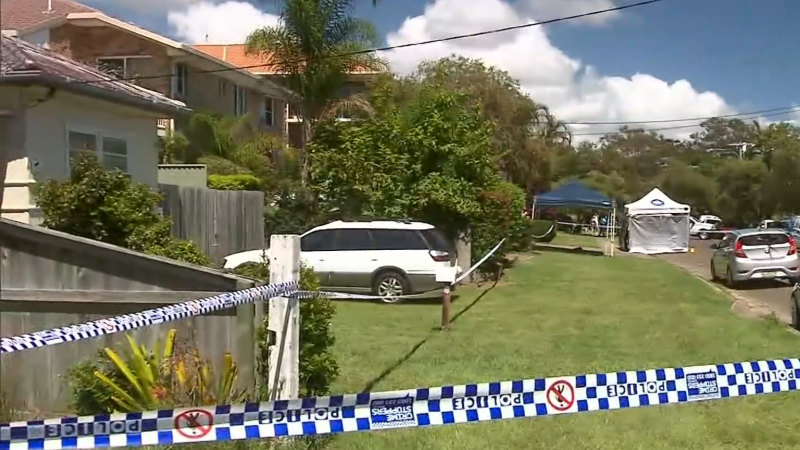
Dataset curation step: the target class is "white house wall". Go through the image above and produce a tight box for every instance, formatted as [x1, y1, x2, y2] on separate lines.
[0, 86, 31, 223]
[1, 86, 161, 224]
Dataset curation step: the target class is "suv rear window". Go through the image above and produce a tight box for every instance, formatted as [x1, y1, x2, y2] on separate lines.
[420, 229, 452, 251]
[371, 229, 428, 250]
[739, 233, 789, 246]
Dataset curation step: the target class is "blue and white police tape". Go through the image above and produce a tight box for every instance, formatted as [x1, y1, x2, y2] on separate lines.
[2, 357, 798, 449]
[0, 281, 299, 355]
[454, 238, 504, 285]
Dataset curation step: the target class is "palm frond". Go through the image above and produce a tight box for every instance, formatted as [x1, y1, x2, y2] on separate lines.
[317, 93, 375, 121]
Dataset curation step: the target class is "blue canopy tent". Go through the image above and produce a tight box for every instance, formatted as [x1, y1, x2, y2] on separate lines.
[532, 181, 617, 256]
[533, 181, 613, 210]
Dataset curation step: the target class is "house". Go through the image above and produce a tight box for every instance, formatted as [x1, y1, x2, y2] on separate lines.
[0, 0, 294, 138]
[0, 34, 188, 224]
[192, 43, 382, 149]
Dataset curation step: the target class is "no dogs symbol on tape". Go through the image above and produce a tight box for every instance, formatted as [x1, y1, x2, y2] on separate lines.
[174, 409, 214, 439]
[546, 380, 575, 412]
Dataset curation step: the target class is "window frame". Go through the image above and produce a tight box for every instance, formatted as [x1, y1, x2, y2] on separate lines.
[65, 125, 130, 173]
[96, 55, 153, 80]
[300, 230, 337, 252]
[172, 62, 188, 98]
[262, 97, 274, 127]
[234, 85, 247, 116]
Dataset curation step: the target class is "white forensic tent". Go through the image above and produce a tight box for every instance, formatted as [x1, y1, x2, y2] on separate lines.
[624, 188, 691, 255]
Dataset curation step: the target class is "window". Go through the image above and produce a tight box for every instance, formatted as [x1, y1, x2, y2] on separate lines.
[371, 229, 428, 251]
[332, 229, 373, 251]
[262, 97, 274, 127]
[218, 79, 227, 98]
[67, 130, 128, 172]
[234, 85, 247, 116]
[97, 58, 125, 79]
[68, 131, 97, 163]
[420, 229, 452, 251]
[101, 136, 128, 171]
[173, 63, 188, 98]
[301, 230, 336, 252]
[97, 56, 153, 83]
[740, 233, 789, 247]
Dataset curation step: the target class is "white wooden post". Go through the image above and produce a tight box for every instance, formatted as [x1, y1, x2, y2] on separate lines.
[268, 234, 301, 400]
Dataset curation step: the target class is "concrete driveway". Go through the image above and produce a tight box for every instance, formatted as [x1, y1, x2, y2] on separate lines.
[658, 238, 795, 323]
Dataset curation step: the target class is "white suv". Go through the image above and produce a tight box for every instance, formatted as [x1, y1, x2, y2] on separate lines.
[222, 220, 459, 302]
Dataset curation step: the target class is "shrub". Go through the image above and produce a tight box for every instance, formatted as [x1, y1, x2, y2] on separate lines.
[35, 152, 209, 265]
[67, 329, 244, 414]
[233, 260, 338, 399]
[208, 174, 262, 191]
[469, 181, 528, 276]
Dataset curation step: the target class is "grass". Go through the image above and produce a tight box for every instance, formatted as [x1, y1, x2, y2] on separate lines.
[326, 252, 800, 449]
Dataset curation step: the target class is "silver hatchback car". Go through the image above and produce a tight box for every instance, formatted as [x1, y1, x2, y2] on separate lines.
[710, 229, 799, 287]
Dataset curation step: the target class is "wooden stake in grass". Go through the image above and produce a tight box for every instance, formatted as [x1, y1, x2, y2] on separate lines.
[441, 284, 452, 331]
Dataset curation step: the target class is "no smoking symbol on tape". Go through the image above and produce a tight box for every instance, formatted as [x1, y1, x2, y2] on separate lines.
[546, 380, 575, 411]
[174, 409, 214, 439]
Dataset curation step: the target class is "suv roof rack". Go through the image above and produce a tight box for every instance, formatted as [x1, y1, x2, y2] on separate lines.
[339, 216, 414, 224]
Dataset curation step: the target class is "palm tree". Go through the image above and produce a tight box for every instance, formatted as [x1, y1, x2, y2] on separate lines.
[245, 0, 386, 184]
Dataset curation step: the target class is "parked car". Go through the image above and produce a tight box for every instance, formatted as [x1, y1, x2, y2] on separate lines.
[690, 215, 729, 240]
[791, 282, 800, 331]
[223, 220, 460, 303]
[710, 229, 799, 287]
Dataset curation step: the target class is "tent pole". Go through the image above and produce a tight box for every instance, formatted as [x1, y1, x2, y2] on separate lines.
[610, 207, 616, 257]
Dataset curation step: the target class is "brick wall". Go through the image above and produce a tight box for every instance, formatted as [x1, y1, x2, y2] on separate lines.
[49, 24, 173, 96]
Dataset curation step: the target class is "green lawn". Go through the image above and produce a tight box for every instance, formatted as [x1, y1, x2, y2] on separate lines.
[326, 252, 800, 449]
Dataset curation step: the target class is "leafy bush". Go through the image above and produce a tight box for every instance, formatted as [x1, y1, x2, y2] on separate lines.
[67, 329, 244, 414]
[233, 260, 338, 398]
[198, 155, 252, 176]
[36, 152, 209, 265]
[208, 174, 262, 191]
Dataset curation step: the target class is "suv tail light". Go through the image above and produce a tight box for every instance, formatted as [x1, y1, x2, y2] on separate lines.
[789, 236, 797, 256]
[734, 240, 747, 258]
[429, 250, 451, 262]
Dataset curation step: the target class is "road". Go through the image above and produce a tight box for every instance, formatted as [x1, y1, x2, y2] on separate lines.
[658, 238, 794, 323]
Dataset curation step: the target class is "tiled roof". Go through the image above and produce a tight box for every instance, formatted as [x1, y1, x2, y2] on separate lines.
[192, 44, 279, 74]
[0, 0, 95, 32]
[192, 44, 383, 75]
[0, 34, 187, 114]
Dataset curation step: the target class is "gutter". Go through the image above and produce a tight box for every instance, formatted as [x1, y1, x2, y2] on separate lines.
[0, 73, 191, 116]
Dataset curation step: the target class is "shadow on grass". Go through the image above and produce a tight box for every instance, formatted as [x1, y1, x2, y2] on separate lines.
[360, 278, 501, 392]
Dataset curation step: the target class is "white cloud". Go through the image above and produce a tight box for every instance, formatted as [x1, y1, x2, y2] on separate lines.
[167, 1, 279, 44]
[385, 0, 734, 141]
[518, 0, 622, 26]
[89, 0, 196, 14]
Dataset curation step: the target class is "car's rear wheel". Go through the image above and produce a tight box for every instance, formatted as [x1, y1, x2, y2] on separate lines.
[699, 231, 709, 240]
[373, 271, 409, 304]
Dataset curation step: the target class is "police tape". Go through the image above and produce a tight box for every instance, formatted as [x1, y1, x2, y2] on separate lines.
[0, 281, 299, 355]
[2, 357, 798, 449]
[454, 238, 505, 285]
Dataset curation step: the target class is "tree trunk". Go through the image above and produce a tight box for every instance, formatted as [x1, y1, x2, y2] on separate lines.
[300, 120, 313, 186]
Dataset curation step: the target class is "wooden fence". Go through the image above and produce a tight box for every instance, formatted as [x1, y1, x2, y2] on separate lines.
[159, 185, 265, 266]
[0, 218, 260, 415]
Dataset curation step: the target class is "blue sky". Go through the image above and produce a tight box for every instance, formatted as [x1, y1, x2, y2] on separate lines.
[86, 0, 800, 135]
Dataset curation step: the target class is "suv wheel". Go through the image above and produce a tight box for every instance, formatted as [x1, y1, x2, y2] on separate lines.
[373, 271, 409, 304]
[699, 231, 709, 240]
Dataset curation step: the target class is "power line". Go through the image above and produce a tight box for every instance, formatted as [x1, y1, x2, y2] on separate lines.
[564, 105, 800, 125]
[73, 0, 668, 85]
[571, 108, 799, 136]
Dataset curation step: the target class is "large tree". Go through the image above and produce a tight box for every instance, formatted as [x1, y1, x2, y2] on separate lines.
[245, 0, 385, 184]
[411, 56, 570, 195]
